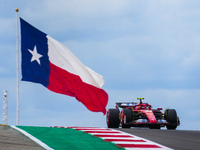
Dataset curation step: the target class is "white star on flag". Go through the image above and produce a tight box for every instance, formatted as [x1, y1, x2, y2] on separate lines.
[28, 45, 43, 65]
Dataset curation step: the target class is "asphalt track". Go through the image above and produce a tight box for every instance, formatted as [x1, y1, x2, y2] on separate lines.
[0, 125, 44, 150]
[117, 128, 200, 150]
[1, 125, 200, 150]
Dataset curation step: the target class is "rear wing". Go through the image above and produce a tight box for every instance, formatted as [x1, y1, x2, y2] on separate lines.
[116, 102, 137, 108]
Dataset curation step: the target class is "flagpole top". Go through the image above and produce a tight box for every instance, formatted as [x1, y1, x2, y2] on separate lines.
[15, 8, 19, 12]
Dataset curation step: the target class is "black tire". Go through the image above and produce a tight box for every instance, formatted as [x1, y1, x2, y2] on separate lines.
[107, 109, 120, 128]
[165, 109, 178, 130]
[121, 108, 132, 128]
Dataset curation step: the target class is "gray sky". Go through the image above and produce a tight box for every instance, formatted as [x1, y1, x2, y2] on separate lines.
[0, 0, 200, 130]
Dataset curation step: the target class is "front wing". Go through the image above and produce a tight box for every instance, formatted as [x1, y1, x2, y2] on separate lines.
[124, 119, 170, 127]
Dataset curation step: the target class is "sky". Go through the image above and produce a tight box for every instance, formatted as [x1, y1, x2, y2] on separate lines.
[0, 0, 200, 130]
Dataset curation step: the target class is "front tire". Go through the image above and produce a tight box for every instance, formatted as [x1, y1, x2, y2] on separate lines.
[165, 109, 178, 130]
[121, 108, 132, 128]
[107, 109, 120, 128]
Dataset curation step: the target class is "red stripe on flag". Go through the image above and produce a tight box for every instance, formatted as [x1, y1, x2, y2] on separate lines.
[117, 144, 161, 148]
[47, 63, 108, 115]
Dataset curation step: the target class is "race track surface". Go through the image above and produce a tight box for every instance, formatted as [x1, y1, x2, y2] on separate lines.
[1, 125, 200, 150]
[117, 128, 200, 150]
[0, 126, 44, 150]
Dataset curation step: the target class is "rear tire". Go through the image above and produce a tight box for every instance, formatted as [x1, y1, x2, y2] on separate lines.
[165, 109, 178, 130]
[121, 108, 132, 128]
[107, 109, 120, 128]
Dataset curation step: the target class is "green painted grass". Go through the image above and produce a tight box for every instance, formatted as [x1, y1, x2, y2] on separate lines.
[17, 126, 124, 150]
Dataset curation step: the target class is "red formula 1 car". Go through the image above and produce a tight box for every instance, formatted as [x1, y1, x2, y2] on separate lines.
[107, 98, 180, 129]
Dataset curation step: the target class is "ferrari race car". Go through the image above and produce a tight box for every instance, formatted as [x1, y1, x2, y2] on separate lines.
[107, 98, 180, 129]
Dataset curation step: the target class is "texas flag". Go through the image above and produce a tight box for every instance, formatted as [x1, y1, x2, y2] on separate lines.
[20, 18, 108, 115]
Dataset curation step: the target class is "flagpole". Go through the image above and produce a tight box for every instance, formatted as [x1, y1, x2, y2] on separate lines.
[16, 8, 20, 125]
